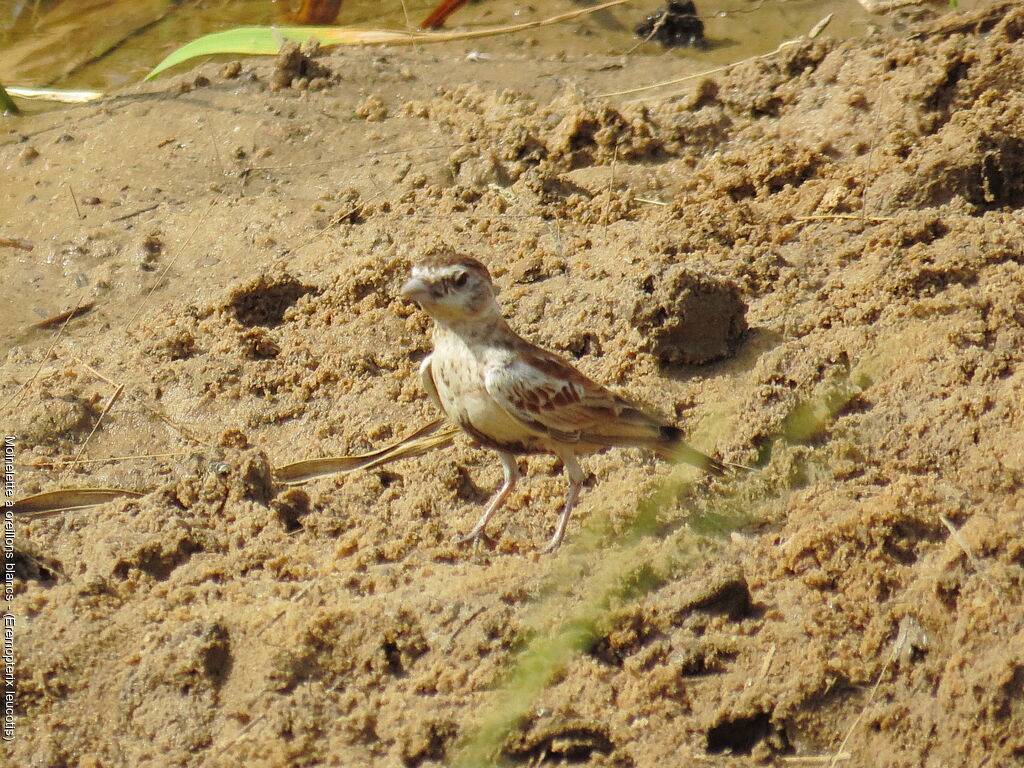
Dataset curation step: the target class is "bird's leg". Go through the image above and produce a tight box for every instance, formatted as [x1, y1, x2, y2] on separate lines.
[540, 451, 586, 554]
[456, 451, 519, 547]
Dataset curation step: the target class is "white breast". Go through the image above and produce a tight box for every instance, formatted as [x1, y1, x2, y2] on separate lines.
[431, 333, 535, 447]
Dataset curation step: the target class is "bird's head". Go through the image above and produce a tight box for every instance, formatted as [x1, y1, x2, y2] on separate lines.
[400, 255, 501, 326]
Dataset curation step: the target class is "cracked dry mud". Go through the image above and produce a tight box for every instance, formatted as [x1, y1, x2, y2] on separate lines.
[3, 2, 1024, 766]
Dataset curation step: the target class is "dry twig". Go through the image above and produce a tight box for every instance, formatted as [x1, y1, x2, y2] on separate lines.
[600, 13, 834, 99]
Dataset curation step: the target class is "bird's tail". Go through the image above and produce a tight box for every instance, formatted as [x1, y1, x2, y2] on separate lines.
[652, 426, 749, 477]
[588, 398, 750, 476]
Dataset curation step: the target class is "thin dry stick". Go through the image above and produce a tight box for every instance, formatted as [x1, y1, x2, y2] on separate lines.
[81, 357, 210, 446]
[600, 13, 833, 99]
[31, 302, 95, 329]
[19, 451, 189, 468]
[278, 189, 384, 263]
[399, 0, 412, 30]
[758, 643, 777, 679]
[135, 399, 211, 447]
[0, 292, 92, 413]
[125, 197, 217, 331]
[623, 6, 669, 56]
[110, 203, 160, 223]
[826, 637, 903, 768]
[860, 124, 881, 222]
[211, 703, 271, 761]
[723, 0, 767, 14]
[207, 120, 227, 180]
[67, 183, 83, 219]
[795, 214, 894, 223]
[939, 514, 1003, 604]
[240, 142, 460, 175]
[395, 0, 635, 45]
[76, 358, 118, 387]
[74, 359, 205, 458]
[446, 605, 487, 650]
[0, 236, 35, 251]
[603, 143, 619, 228]
[61, 383, 124, 482]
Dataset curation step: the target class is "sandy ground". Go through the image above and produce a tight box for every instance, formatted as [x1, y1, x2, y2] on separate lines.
[3, 2, 1024, 766]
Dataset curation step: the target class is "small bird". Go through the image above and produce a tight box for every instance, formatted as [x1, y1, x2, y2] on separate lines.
[400, 254, 739, 552]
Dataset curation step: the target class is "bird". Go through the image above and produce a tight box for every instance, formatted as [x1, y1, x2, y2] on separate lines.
[400, 254, 742, 553]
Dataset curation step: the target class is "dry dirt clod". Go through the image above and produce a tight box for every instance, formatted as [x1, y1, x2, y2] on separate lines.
[269, 40, 334, 91]
[630, 266, 748, 367]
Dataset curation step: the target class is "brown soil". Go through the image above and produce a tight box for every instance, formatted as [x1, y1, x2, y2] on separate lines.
[3, 3, 1024, 766]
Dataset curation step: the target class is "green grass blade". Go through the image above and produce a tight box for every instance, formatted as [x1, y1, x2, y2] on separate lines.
[0, 81, 20, 114]
[145, 26, 414, 80]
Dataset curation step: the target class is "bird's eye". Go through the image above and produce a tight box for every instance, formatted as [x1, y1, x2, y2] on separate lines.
[454, 272, 469, 287]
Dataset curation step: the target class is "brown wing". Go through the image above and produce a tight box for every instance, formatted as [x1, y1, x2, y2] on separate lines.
[484, 340, 666, 447]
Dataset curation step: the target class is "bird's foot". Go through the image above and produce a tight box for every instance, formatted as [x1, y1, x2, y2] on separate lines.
[537, 532, 565, 555]
[454, 527, 495, 549]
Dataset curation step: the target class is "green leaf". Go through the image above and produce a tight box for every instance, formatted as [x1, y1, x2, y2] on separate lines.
[144, 25, 419, 80]
[145, 0, 634, 80]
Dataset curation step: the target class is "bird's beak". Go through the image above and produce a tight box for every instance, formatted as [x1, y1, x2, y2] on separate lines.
[400, 276, 430, 303]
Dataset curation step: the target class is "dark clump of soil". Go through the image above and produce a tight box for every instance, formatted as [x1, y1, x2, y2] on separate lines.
[228, 274, 316, 327]
[635, 1, 705, 48]
[631, 266, 747, 367]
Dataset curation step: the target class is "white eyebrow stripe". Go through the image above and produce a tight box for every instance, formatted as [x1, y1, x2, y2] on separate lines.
[412, 265, 465, 281]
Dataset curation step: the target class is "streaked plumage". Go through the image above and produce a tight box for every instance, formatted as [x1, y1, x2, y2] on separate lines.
[401, 255, 738, 552]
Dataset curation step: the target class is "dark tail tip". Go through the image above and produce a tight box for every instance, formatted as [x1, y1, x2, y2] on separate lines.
[658, 425, 746, 477]
[660, 425, 684, 444]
